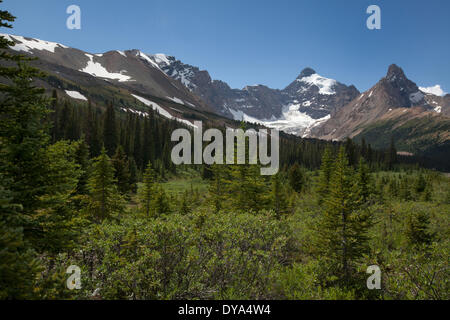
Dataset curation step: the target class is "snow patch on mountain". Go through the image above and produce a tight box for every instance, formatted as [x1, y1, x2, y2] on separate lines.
[167, 96, 185, 105]
[116, 50, 127, 57]
[229, 102, 331, 137]
[65, 90, 87, 101]
[135, 51, 161, 70]
[80, 54, 132, 82]
[264, 103, 331, 136]
[297, 73, 337, 95]
[419, 85, 446, 96]
[1, 33, 68, 53]
[228, 109, 263, 124]
[151, 54, 171, 66]
[169, 68, 196, 89]
[131, 94, 196, 128]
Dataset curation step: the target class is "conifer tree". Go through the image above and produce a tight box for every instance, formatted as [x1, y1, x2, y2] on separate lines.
[271, 173, 288, 218]
[415, 174, 427, 194]
[112, 145, 131, 195]
[229, 159, 267, 213]
[208, 164, 229, 213]
[179, 191, 191, 215]
[0, 172, 40, 299]
[74, 138, 91, 195]
[86, 101, 102, 157]
[139, 162, 156, 217]
[406, 211, 433, 248]
[87, 148, 122, 221]
[288, 163, 304, 193]
[103, 103, 117, 156]
[315, 147, 372, 285]
[345, 138, 357, 167]
[355, 157, 372, 204]
[385, 137, 397, 169]
[152, 185, 170, 216]
[317, 146, 334, 204]
[133, 116, 142, 168]
[0, 25, 60, 249]
[128, 156, 138, 194]
[227, 126, 268, 212]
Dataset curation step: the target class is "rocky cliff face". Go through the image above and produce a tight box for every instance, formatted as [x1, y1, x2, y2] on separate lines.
[311, 64, 448, 140]
[150, 55, 360, 136]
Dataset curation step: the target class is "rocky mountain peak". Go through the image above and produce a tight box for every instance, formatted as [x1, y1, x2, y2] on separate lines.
[385, 64, 407, 82]
[381, 64, 424, 106]
[298, 67, 316, 79]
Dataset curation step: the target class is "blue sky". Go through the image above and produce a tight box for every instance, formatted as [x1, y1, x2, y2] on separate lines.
[3, 0, 450, 92]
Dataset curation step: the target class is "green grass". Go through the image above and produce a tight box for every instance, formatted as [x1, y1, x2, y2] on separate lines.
[162, 167, 208, 196]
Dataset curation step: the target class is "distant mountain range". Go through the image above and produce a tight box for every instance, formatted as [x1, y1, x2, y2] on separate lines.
[1, 33, 449, 163]
[150, 55, 360, 136]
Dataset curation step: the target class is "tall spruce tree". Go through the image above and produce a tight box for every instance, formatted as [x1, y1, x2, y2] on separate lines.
[128, 156, 138, 194]
[103, 103, 117, 156]
[87, 148, 122, 221]
[208, 164, 230, 213]
[112, 145, 131, 195]
[315, 147, 372, 286]
[406, 211, 433, 248]
[271, 173, 288, 218]
[355, 157, 372, 205]
[139, 162, 156, 217]
[74, 138, 91, 195]
[317, 146, 334, 204]
[288, 163, 304, 193]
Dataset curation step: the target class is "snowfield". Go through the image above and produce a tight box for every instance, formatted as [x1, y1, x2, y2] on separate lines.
[169, 68, 196, 89]
[151, 54, 171, 66]
[167, 96, 185, 105]
[297, 73, 337, 95]
[1, 33, 68, 53]
[135, 51, 161, 70]
[65, 90, 87, 101]
[131, 94, 197, 128]
[80, 54, 132, 82]
[229, 102, 331, 137]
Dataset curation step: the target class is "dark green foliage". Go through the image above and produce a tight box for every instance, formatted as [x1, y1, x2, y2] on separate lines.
[288, 163, 304, 193]
[128, 156, 138, 194]
[405, 211, 434, 247]
[139, 162, 156, 217]
[87, 148, 123, 221]
[314, 147, 372, 286]
[271, 173, 288, 218]
[103, 103, 118, 156]
[112, 145, 131, 195]
[316, 146, 334, 204]
[1, 4, 448, 300]
[74, 139, 90, 195]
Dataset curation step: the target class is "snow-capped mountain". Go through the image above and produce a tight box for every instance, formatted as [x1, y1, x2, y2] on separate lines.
[312, 64, 450, 140]
[309, 64, 450, 160]
[149, 56, 360, 137]
[0, 33, 219, 128]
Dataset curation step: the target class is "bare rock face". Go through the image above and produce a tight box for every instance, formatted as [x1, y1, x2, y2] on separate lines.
[310, 64, 449, 140]
[151, 57, 360, 132]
